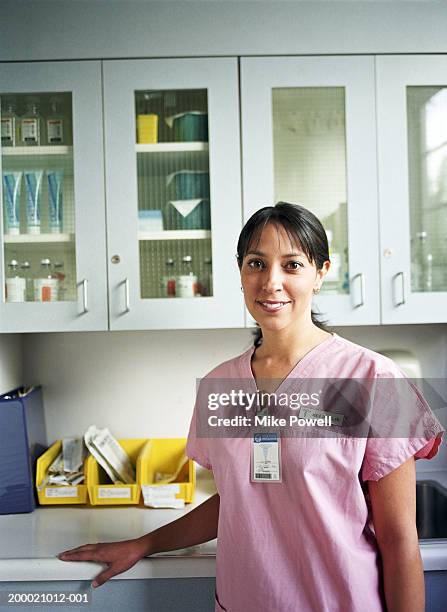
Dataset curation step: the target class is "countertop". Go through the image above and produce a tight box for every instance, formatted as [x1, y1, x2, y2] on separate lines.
[1, 469, 446, 582]
[0, 467, 218, 582]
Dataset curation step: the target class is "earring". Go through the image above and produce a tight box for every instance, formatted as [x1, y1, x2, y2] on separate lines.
[241, 286, 244, 292]
[313, 287, 320, 294]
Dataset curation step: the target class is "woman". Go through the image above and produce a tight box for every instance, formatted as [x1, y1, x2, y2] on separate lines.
[59, 203, 443, 612]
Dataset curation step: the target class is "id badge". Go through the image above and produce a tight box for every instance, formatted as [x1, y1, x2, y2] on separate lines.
[251, 432, 281, 482]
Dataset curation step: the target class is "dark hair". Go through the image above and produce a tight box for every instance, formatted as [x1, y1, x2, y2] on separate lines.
[236, 202, 330, 347]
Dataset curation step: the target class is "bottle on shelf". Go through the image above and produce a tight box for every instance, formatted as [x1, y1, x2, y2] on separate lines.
[20, 261, 34, 302]
[20, 99, 43, 146]
[160, 258, 176, 297]
[1, 101, 18, 147]
[34, 258, 58, 302]
[5, 259, 26, 303]
[177, 255, 198, 298]
[323, 229, 342, 293]
[443, 238, 447, 290]
[53, 261, 66, 301]
[341, 246, 349, 293]
[46, 98, 65, 145]
[413, 231, 433, 292]
[203, 256, 213, 296]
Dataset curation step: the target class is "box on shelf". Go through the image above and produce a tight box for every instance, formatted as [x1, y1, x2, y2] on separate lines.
[137, 114, 158, 144]
[138, 438, 195, 507]
[138, 210, 163, 232]
[87, 438, 146, 505]
[0, 386, 47, 514]
[36, 440, 88, 505]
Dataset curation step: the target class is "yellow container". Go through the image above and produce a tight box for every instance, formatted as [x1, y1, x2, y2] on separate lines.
[87, 438, 146, 505]
[138, 438, 195, 505]
[137, 114, 158, 144]
[36, 441, 88, 505]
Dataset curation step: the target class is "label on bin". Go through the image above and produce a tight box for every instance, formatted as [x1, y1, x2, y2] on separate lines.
[98, 487, 131, 499]
[141, 484, 184, 508]
[45, 486, 78, 498]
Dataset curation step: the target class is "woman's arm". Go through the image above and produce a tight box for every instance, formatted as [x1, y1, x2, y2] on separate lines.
[368, 457, 424, 612]
[59, 492, 220, 587]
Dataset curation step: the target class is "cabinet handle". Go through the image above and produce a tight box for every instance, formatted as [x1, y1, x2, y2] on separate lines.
[123, 278, 130, 313]
[77, 279, 88, 314]
[394, 271, 405, 306]
[351, 273, 365, 308]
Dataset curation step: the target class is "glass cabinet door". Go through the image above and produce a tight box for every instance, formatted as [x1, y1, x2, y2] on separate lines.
[0, 61, 108, 332]
[103, 58, 243, 330]
[240, 56, 380, 325]
[377, 56, 447, 323]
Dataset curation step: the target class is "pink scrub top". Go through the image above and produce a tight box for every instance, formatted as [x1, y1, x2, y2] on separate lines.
[186, 333, 444, 612]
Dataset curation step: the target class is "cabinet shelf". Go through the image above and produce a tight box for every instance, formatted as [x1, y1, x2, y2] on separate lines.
[138, 230, 211, 241]
[4, 233, 74, 244]
[2, 146, 73, 156]
[136, 142, 208, 156]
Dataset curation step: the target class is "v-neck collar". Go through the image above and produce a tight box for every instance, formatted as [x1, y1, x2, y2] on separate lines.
[241, 332, 338, 394]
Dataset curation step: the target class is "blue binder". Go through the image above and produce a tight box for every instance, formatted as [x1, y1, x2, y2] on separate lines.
[0, 386, 47, 514]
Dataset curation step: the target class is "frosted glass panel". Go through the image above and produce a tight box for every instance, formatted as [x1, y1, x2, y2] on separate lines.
[134, 89, 213, 299]
[272, 87, 349, 294]
[1, 92, 76, 303]
[408, 86, 447, 292]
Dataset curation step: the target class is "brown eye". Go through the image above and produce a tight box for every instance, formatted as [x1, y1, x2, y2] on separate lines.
[286, 261, 303, 270]
[247, 259, 264, 270]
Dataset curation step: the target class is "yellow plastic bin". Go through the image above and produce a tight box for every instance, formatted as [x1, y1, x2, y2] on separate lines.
[36, 441, 88, 505]
[87, 439, 147, 505]
[138, 438, 195, 506]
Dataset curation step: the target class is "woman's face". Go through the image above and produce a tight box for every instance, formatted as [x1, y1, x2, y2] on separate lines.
[240, 222, 329, 333]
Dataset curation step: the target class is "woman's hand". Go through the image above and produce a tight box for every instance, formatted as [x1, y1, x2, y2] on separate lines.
[58, 538, 149, 588]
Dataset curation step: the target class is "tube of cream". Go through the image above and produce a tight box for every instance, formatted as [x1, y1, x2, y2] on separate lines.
[2, 171, 22, 235]
[47, 170, 63, 233]
[24, 170, 43, 234]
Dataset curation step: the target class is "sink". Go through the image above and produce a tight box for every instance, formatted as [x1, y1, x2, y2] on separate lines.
[416, 480, 447, 540]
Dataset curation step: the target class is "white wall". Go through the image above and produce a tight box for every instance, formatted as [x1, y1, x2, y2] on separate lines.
[1, 1, 447, 62]
[22, 329, 254, 440]
[0, 334, 23, 394]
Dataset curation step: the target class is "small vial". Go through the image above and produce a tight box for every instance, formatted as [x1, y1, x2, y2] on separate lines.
[46, 98, 64, 145]
[177, 255, 198, 298]
[53, 261, 66, 301]
[20, 261, 34, 301]
[5, 259, 26, 303]
[160, 258, 176, 297]
[203, 257, 213, 296]
[1, 102, 17, 147]
[34, 258, 58, 302]
[20, 100, 43, 146]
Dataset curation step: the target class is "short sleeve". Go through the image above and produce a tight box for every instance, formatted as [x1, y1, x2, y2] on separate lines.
[361, 375, 445, 482]
[186, 383, 213, 471]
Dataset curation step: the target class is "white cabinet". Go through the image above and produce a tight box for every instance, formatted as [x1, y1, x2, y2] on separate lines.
[103, 58, 244, 330]
[376, 55, 447, 324]
[240, 54, 447, 327]
[240, 56, 381, 326]
[0, 62, 108, 332]
[1, 55, 445, 333]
